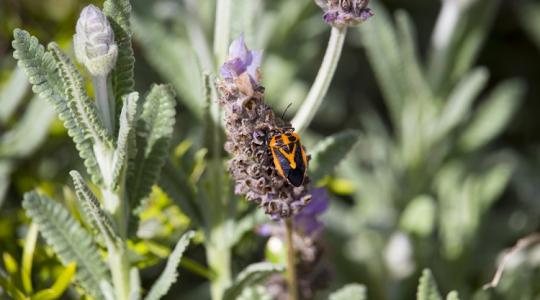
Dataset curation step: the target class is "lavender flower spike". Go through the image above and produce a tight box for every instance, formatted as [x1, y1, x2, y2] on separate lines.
[217, 36, 312, 219]
[315, 0, 374, 27]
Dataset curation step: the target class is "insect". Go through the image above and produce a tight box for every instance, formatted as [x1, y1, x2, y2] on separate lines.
[269, 128, 308, 187]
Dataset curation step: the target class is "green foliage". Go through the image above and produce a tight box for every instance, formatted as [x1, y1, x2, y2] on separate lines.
[416, 269, 442, 300]
[22, 192, 109, 299]
[103, 0, 135, 112]
[31, 262, 77, 300]
[111, 92, 139, 190]
[12, 29, 104, 185]
[144, 231, 194, 300]
[223, 262, 284, 300]
[70, 170, 120, 247]
[329, 284, 367, 300]
[309, 130, 360, 183]
[128, 84, 176, 209]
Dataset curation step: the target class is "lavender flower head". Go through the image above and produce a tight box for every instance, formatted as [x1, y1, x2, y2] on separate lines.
[315, 0, 374, 27]
[217, 36, 312, 219]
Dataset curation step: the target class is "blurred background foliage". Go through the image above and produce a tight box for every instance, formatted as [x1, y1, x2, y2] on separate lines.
[2, 0, 540, 299]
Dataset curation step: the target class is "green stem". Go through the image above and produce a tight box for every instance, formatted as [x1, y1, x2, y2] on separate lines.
[109, 246, 131, 300]
[207, 226, 232, 300]
[93, 75, 114, 134]
[291, 26, 347, 134]
[285, 218, 298, 300]
[213, 0, 232, 68]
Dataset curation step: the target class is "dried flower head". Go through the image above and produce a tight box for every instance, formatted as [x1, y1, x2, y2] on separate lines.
[315, 0, 374, 27]
[217, 36, 312, 219]
[73, 4, 118, 76]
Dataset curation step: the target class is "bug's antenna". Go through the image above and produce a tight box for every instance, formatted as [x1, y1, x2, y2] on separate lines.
[281, 103, 293, 120]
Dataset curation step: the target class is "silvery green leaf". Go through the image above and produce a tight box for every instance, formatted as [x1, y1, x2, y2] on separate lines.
[103, 0, 135, 116]
[12, 29, 104, 185]
[436, 68, 488, 138]
[0, 67, 29, 123]
[237, 285, 273, 300]
[329, 283, 367, 300]
[416, 269, 442, 300]
[309, 130, 361, 182]
[0, 95, 55, 158]
[111, 92, 139, 190]
[459, 79, 524, 151]
[144, 231, 195, 300]
[223, 262, 284, 300]
[23, 191, 109, 299]
[132, 16, 203, 117]
[70, 170, 120, 247]
[128, 84, 176, 210]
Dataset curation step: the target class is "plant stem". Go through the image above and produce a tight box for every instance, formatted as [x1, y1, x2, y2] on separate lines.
[93, 75, 114, 134]
[284, 218, 298, 300]
[291, 26, 347, 134]
[207, 225, 232, 300]
[109, 246, 131, 300]
[213, 0, 232, 68]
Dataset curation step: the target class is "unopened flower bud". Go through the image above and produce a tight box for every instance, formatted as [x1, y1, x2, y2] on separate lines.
[73, 5, 118, 76]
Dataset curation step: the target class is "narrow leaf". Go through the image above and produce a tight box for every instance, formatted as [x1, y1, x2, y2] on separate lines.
[70, 170, 120, 247]
[223, 262, 284, 300]
[446, 291, 460, 300]
[459, 79, 524, 151]
[0, 274, 27, 300]
[103, 0, 135, 114]
[22, 223, 39, 293]
[329, 283, 367, 300]
[417, 269, 442, 300]
[111, 92, 139, 189]
[0, 67, 29, 123]
[309, 130, 361, 182]
[23, 191, 109, 299]
[128, 84, 176, 209]
[144, 231, 195, 300]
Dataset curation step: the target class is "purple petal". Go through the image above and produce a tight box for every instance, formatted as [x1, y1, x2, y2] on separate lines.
[246, 50, 262, 82]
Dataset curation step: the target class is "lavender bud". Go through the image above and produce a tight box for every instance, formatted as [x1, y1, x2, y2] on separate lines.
[218, 36, 312, 219]
[316, 0, 374, 27]
[73, 5, 118, 76]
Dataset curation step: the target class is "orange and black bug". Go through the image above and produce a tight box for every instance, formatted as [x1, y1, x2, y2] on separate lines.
[269, 129, 308, 187]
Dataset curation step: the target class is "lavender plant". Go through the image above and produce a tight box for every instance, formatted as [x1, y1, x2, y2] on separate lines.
[10, 1, 194, 299]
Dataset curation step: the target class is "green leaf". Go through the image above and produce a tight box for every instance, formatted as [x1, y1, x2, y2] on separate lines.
[31, 262, 76, 300]
[22, 191, 109, 299]
[128, 84, 176, 209]
[11, 29, 103, 185]
[111, 92, 139, 190]
[309, 130, 361, 182]
[3, 252, 18, 275]
[103, 0, 135, 113]
[223, 262, 284, 300]
[436, 68, 488, 138]
[0, 66, 29, 123]
[399, 195, 436, 237]
[70, 170, 120, 247]
[144, 231, 195, 300]
[459, 79, 524, 151]
[329, 283, 367, 300]
[416, 269, 442, 300]
[132, 17, 204, 117]
[22, 223, 39, 294]
[446, 291, 460, 300]
[0, 95, 55, 158]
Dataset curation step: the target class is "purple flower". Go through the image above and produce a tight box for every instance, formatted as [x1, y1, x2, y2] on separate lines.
[294, 188, 329, 237]
[316, 0, 374, 27]
[220, 35, 262, 85]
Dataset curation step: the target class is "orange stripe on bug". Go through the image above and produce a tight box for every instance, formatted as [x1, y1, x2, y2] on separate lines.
[269, 129, 308, 187]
